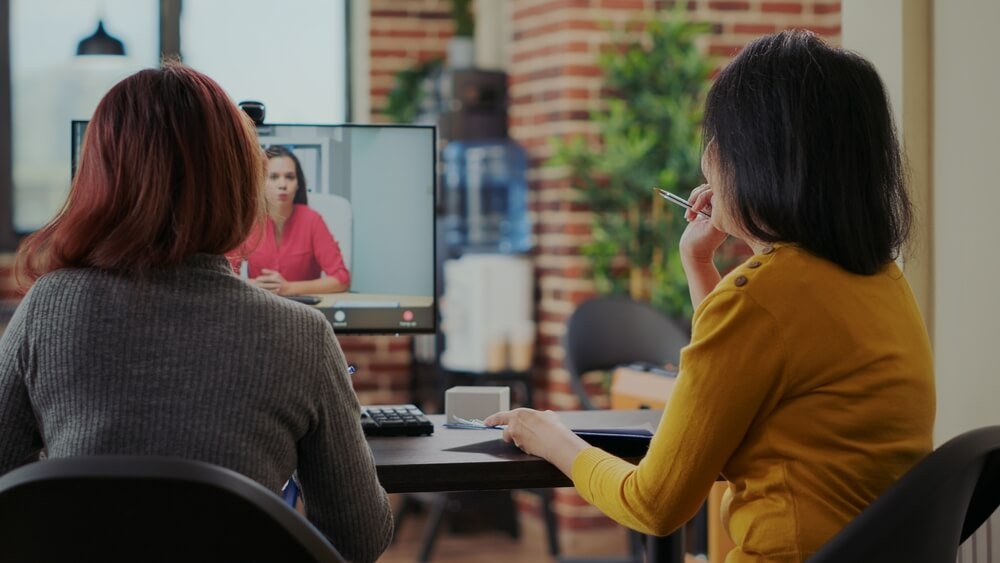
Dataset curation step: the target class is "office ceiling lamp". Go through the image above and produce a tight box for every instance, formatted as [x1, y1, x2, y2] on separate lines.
[76, 20, 126, 56]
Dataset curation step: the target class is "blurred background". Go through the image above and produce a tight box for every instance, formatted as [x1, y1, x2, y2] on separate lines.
[0, 1, 997, 561]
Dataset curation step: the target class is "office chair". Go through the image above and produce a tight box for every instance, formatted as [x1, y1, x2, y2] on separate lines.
[0, 456, 346, 563]
[565, 296, 689, 412]
[309, 193, 353, 269]
[560, 296, 691, 562]
[809, 425, 1000, 563]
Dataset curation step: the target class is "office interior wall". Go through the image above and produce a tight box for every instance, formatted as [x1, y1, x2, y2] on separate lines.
[350, 0, 371, 123]
[841, 0, 933, 333]
[474, 0, 508, 70]
[844, 7, 1000, 555]
[932, 0, 1000, 444]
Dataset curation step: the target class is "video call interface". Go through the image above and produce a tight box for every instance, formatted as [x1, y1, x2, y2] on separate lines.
[72, 122, 437, 334]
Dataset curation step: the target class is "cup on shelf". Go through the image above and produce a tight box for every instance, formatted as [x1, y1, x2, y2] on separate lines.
[486, 336, 508, 372]
[508, 321, 535, 372]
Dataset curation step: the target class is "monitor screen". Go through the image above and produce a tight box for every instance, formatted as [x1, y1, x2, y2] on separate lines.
[71, 121, 437, 334]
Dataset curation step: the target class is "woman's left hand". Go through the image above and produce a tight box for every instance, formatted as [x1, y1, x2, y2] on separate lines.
[483, 408, 591, 476]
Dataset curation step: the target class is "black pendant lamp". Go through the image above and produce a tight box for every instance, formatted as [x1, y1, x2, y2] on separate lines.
[76, 20, 126, 56]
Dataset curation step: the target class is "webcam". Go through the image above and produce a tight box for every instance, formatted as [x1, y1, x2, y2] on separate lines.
[239, 101, 265, 126]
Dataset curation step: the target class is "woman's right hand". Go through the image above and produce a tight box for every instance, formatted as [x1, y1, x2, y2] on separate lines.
[679, 184, 728, 265]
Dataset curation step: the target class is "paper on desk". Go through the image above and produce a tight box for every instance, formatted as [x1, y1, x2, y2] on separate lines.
[443, 416, 506, 430]
[443, 417, 656, 434]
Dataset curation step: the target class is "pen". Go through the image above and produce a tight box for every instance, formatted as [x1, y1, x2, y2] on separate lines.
[654, 188, 712, 219]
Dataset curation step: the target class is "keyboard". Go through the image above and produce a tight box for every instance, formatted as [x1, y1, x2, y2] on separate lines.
[361, 404, 434, 437]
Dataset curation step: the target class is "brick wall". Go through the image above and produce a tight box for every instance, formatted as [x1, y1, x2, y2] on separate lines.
[507, 0, 841, 536]
[369, 0, 456, 123]
[0, 255, 18, 333]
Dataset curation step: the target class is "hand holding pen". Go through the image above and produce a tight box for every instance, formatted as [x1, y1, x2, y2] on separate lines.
[668, 184, 730, 308]
[654, 187, 712, 219]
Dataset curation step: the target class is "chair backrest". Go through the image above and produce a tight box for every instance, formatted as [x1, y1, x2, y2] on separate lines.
[564, 296, 689, 410]
[0, 456, 346, 563]
[309, 194, 353, 270]
[809, 425, 1000, 563]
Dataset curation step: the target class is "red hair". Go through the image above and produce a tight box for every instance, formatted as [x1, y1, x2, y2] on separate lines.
[15, 62, 265, 289]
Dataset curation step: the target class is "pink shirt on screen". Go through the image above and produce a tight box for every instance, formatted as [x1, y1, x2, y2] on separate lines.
[240, 204, 350, 287]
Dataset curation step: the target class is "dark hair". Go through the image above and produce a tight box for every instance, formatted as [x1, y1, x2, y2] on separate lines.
[16, 62, 265, 287]
[703, 30, 911, 275]
[264, 145, 309, 206]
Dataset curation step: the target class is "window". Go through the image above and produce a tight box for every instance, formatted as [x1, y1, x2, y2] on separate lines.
[181, 0, 348, 124]
[3, 0, 350, 239]
[10, 0, 159, 233]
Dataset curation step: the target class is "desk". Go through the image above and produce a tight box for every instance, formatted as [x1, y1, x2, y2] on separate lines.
[369, 409, 686, 563]
[312, 293, 434, 309]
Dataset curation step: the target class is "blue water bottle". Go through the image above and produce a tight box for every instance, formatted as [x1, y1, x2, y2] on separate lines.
[442, 138, 531, 253]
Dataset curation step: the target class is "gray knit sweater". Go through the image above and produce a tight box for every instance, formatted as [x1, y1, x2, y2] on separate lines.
[0, 254, 392, 562]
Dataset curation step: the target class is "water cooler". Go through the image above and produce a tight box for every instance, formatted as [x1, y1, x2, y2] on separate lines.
[402, 68, 553, 558]
[410, 69, 535, 389]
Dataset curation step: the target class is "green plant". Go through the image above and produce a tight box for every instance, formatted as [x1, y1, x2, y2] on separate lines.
[384, 0, 473, 123]
[549, 15, 715, 322]
[384, 57, 442, 124]
[450, 0, 474, 37]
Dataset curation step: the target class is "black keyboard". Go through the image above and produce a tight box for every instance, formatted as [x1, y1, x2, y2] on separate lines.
[361, 404, 434, 437]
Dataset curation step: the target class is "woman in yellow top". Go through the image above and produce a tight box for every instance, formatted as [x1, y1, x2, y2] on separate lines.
[485, 30, 935, 562]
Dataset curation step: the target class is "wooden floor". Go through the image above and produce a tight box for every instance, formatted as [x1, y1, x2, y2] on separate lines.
[379, 496, 708, 562]
[379, 494, 632, 562]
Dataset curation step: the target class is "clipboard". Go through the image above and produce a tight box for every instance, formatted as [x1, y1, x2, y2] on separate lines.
[573, 428, 654, 457]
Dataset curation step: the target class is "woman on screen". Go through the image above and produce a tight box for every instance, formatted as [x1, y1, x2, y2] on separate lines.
[238, 146, 350, 296]
[485, 31, 934, 561]
[1, 63, 391, 563]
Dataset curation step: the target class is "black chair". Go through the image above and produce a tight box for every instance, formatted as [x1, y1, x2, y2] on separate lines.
[0, 456, 346, 563]
[560, 296, 692, 562]
[565, 296, 689, 410]
[809, 425, 1000, 563]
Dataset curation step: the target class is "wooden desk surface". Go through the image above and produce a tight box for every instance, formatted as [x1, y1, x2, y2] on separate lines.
[313, 293, 434, 309]
[370, 409, 662, 493]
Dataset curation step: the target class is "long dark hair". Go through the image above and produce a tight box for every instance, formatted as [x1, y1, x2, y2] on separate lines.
[16, 62, 264, 288]
[264, 145, 309, 206]
[703, 30, 911, 275]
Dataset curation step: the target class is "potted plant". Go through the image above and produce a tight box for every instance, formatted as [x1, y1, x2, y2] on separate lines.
[385, 57, 442, 124]
[550, 15, 736, 324]
[385, 0, 474, 124]
[447, 0, 475, 69]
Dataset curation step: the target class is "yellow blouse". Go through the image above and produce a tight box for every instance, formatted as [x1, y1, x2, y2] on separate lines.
[571, 245, 935, 562]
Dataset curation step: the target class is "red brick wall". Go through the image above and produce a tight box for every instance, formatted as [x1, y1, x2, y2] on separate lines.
[507, 0, 840, 535]
[0, 255, 16, 299]
[368, 0, 456, 123]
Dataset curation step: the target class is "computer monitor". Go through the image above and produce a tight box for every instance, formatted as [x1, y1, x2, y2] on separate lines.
[71, 121, 437, 334]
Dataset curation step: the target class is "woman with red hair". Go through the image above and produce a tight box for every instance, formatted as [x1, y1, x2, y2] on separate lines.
[0, 63, 391, 562]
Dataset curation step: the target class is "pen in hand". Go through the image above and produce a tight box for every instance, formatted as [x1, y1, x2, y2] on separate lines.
[654, 188, 712, 219]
